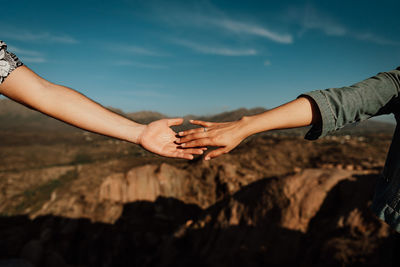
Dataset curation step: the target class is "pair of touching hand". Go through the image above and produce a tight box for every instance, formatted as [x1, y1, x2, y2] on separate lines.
[177, 120, 247, 160]
[171, 95, 321, 160]
[1, 66, 318, 161]
[140, 118, 246, 160]
[1, 66, 242, 161]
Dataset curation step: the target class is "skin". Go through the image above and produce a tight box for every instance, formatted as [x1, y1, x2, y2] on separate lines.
[178, 96, 322, 160]
[0, 66, 205, 160]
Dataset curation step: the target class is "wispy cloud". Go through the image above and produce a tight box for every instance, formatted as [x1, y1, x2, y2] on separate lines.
[125, 90, 171, 98]
[353, 33, 400, 46]
[113, 60, 167, 69]
[263, 60, 271, 66]
[288, 5, 399, 46]
[293, 6, 347, 37]
[21, 57, 47, 63]
[113, 44, 163, 56]
[3, 30, 78, 44]
[209, 18, 293, 44]
[7, 45, 46, 63]
[7, 46, 42, 57]
[172, 39, 257, 56]
[149, 2, 292, 44]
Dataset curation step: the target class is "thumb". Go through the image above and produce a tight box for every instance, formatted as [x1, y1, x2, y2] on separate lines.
[167, 118, 184, 127]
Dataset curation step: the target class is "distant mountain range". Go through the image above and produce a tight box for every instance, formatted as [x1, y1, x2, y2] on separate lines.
[0, 99, 395, 135]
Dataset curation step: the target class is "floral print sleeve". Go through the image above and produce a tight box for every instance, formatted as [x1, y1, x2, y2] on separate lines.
[0, 41, 23, 85]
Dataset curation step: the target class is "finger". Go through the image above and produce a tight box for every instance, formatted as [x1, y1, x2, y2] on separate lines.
[178, 148, 205, 155]
[167, 118, 184, 127]
[204, 148, 227, 160]
[178, 127, 205, 136]
[180, 154, 195, 160]
[181, 138, 213, 148]
[174, 152, 194, 160]
[189, 120, 214, 128]
[178, 132, 208, 143]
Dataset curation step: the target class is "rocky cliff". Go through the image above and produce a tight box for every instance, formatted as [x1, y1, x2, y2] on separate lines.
[1, 133, 399, 267]
[0, 100, 398, 267]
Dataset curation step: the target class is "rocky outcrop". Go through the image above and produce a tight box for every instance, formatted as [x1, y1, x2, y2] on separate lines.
[154, 169, 393, 267]
[280, 169, 353, 232]
[1, 132, 398, 266]
[1, 167, 397, 267]
[99, 164, 192, 203]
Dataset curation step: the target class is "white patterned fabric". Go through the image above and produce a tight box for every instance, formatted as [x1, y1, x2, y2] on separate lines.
[0, 41, 23, 85]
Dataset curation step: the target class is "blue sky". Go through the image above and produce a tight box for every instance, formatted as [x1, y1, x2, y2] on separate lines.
[1, 0, 400, 117]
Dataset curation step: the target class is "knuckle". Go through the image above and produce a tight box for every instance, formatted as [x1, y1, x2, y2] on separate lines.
[193, 141, 200, 147]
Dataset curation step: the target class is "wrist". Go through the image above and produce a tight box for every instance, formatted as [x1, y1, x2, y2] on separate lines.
[239, 113, 274, 137]
[128, 123, 147, 144]
[238, 116, 256, 139]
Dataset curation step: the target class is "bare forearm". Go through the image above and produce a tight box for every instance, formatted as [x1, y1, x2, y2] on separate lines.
[239, 97, 321, 138]
[0, 67, 145, 143]
[33, 84, 144, 143]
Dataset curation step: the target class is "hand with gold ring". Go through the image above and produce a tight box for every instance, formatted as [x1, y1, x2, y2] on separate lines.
[177, 119, 250, 160]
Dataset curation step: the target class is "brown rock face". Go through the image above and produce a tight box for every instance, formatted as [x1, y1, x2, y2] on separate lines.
[99, 164, 191, 203]
[154, 169, 394, 267]
[280, 169, 352, 232]
[1, 134, 399, 267]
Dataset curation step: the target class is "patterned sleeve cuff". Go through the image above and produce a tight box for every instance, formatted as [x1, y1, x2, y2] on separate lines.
[0, 41, 24, 85]
[298, 90, 336, 140]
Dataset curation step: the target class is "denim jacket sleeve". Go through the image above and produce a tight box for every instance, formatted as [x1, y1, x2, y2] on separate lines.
[300, 67, 400, 140]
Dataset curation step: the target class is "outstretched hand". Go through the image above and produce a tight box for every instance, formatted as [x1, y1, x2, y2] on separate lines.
[177, 119, 249, 160]
[138, 118, 206, 160]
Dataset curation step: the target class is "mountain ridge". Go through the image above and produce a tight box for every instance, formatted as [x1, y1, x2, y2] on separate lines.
[0, 98, 395, 135]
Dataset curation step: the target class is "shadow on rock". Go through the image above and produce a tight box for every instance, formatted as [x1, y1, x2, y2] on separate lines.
[1, 171, 400, 267]
[0, 197, 202, 267]
[154, 171, 400, 267]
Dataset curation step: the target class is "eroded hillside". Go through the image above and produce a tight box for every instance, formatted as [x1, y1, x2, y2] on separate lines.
[0, 100, 398, 267]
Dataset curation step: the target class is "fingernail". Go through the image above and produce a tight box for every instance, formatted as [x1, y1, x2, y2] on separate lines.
[205, 156, 210, 161]
[181, 143, 186, 147]
[189, 155, 194, 160]
[189, 120, 194, 122]
[179, 132, 183, 136]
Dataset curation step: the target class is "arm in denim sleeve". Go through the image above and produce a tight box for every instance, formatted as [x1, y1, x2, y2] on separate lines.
[300, 67, 400, 140]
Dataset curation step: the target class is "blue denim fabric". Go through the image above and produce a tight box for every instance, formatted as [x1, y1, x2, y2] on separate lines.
[301, 67, 400, 232]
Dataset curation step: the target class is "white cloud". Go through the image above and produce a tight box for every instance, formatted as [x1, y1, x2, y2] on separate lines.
[289, 5, 399, 46]
[172, 39, 257, 56]
[113, 60, 167, 69]
[263, 60, 271, 66]
[7, 45, 46, 63]
[148, 2, 292, 44]
[22, 57, 47, 63]
[210, 18, 293, 44]
[353, 33, 400, 46]
[114, 44, 161, 56]
[298, 6, 347, 36]
[126, 90, 170, 98]
[7, 46, 43, 57]
[3, 30, 78, 44]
